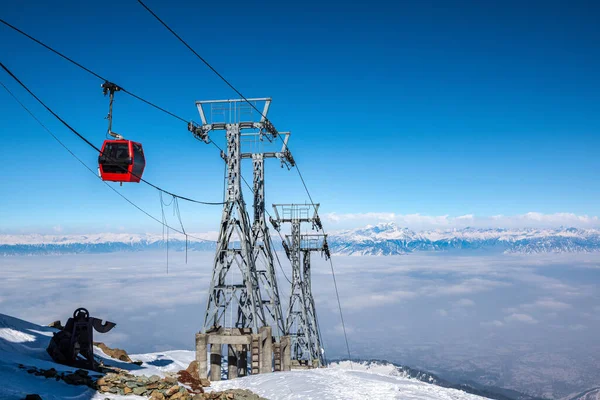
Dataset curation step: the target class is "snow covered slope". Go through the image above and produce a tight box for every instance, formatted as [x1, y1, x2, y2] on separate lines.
[0, 313, 115, 400]
[0, 313, 491, 400]
[210, 361, 488, 400]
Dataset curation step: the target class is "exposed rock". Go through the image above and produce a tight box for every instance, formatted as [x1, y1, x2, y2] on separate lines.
[96, 377, 108, 386]
[166, 385, 180, 396]
[48, 321, 63, 330]
[19, 363, 265, 400]
[200, 378, 211, 387]
[132, 387, 146, 395]
[177, 370, 204, 393]
[223, 389, 268, 400]
[24, 395, 43, 400]
[42, 368, 57, 378]
[94, 342, 132, 363]
[63, 371, 93, 386]
[186, 360, 199, 378]
[150, 391, 166, 400]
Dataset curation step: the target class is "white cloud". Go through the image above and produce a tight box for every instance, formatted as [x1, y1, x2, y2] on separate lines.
[506, 298, 572, 316]
[322, 212, 600, 230]
[505, 313, 538, 324]
[455, 298, 475, 307]
[569, 324, 587, 331]
[524, 298, 571, 311]
[482, 320, 504, 328]
[329, 323, 355, 336]
[436, 309, 448, 317]
[432, 278, 510, 297]
[343, 290, 417, 310]
[326, 212, 398, 223]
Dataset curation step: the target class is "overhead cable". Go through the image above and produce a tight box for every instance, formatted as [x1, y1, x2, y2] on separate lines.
[0, 61, 226, 206]
[0, 18, 188, 124]
[136, 0, 278, 133]
[134, 1, 325, 224]
[137, 2, 353, 362]
[0, 79, 208, 242]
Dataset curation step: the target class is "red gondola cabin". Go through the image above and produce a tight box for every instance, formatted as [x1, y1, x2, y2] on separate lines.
[98, 140, 145, 183]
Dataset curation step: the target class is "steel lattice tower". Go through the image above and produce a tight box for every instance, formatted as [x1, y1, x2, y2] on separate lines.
[241, 133, 294, 337]
[189, 98, 281, 333]
[272, 204, 327, 367]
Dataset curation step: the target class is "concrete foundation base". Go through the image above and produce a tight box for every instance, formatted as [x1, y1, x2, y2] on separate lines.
[195, 327, 289, 380]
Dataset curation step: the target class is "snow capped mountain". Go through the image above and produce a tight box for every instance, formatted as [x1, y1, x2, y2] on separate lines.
[327, 223, 600, 255]
[0, 232, 218, 246]
[0, 232, 216, 255]
[3, 224, 600, 255]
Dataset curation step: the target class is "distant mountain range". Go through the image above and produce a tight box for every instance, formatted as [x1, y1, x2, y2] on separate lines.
[0, 233, 215, 255]
[327, 223, 600, 255]
[2, 223, 600, 255]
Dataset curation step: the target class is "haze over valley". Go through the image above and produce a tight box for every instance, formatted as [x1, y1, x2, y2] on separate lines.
[2, 248, 599, 399]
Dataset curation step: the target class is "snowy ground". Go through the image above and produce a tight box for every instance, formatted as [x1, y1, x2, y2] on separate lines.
[0, 312, 488, 400]
[210, 362, 487, 400]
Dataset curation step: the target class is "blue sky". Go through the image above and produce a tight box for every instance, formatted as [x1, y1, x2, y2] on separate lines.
[1, 0, 599, 233]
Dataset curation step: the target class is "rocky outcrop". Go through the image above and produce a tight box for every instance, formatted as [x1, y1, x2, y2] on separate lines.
[96, 372, 196, 397]
[19, 364, 266, 400]
[21, 365, 95, 387]
[47, 321, 63, 330]
[179, 361, 211, 389]
[93, 342, 132, 363]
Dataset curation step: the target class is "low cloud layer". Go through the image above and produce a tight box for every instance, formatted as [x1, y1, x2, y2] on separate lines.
[1, 251, 600, 399]
[324, 211, 600, 230]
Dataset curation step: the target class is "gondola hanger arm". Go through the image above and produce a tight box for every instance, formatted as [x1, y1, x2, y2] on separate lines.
[102, 81, 124, 140]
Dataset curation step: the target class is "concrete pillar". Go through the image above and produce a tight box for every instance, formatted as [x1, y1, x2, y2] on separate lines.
[273, 341, 282, 372]
[210, 343, 221, 381]
[237, 345, 247, 377]
[195, 333, 208, 379]
[251, 334, 261, 374]
[281, 335, 291, 371]
[259, 326, 272, 374]
[227, 345, 238, 379]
